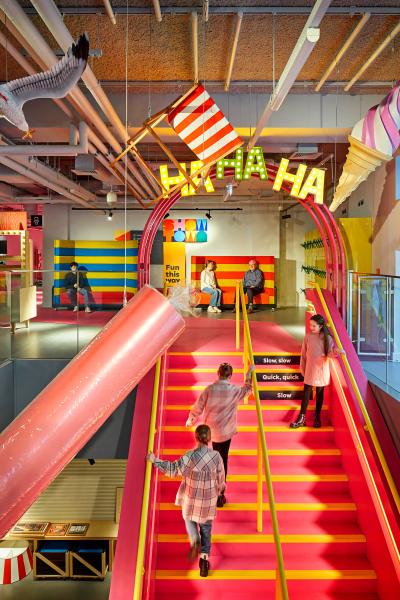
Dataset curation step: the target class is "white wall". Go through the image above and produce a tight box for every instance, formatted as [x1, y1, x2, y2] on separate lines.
[42, 203, 311, 307]
[345, 153, 400, 276]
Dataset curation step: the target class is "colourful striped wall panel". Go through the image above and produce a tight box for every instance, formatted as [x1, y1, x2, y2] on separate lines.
[53, 240, 138, 307]
[191, 255, 275, 305]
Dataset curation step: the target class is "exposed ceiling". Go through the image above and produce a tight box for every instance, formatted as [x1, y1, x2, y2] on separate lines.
[0, 1, 398, 210]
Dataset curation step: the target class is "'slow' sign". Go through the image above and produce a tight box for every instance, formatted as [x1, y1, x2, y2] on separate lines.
[254, 355, 300, 366]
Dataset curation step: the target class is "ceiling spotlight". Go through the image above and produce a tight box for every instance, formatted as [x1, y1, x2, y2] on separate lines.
[164, 212, 170, 219]
[107, 210, 113, 221]
[205, 210, 212, 221]
[88, 458, 96, 466]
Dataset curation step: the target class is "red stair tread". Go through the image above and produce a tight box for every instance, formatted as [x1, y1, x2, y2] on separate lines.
[156, 546, 373, 571]
[153, 336, 377, 599]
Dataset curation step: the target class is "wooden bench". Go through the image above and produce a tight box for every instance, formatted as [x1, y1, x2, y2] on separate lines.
[191, 255, 275, 306]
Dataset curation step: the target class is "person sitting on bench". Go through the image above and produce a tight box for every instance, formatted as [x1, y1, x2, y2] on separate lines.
[233, 259, 264, 313]
[64, 262, 91, 312]
[200, 260, 222, 313]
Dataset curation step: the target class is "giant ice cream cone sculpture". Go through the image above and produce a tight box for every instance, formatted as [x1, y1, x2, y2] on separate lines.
[330, 80, 400, 212]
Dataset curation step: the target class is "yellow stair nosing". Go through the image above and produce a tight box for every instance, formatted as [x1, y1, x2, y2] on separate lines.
[168, 351, 243, 356]
[166, 385, 304, 391]
[160, 474, 348, 483]
[162, 425, 334, 432]
[164, 404, 328, 411]
[159, 502, 357, 511]
[160, 448, 341, 456]
[166, 367, 300, 373]
[155, 568, 376, 580]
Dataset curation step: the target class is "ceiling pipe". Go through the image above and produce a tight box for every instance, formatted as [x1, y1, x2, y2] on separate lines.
[0, 155, 93, 207]
[0, 182, 17, 198]
[224, 12, 243, 91]
[0, 149, 96, 203]
[30, 0, 159, 197]
[248, 0, 332, 150]
[1, 0, 151, 199]
[0, 28, 73, 120]
[30, 0, 127, 144]
[315, 13, 370, 92]
[191, 12, 199, 84]
[152, 0, 162, 23]
[102, 0, 116, 25]
[0, 122, 89, 156]
[344, 20, 400, 92]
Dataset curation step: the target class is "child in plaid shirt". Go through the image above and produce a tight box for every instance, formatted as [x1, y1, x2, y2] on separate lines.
[148, 424, 225, 578]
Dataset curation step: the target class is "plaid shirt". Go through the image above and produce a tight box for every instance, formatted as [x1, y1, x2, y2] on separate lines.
[154, 446, 225, 523]
[187, 379, 252, 443]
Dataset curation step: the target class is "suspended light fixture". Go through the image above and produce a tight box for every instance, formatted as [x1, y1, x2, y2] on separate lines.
[205, 210, 212, 220]
[106, 189, 117, 206]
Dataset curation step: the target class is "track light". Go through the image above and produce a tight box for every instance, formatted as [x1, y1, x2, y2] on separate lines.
[281, 213, 291, 220]
[107, 210, 113, 221]
[88, 458, 96, 466]
[164, 212, 170, 219]
[205, 210, 212, 221]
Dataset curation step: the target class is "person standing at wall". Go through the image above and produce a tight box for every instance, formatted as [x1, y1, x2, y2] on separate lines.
[200, 259, 222, 313]
[186, 363, 254, 506]
[147, 424, 225, 578]
[290, 314, 345, 429]
[64, 261, 91, 312]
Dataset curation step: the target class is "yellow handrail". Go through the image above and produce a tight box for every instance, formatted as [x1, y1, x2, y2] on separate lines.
[311, 282, 400, 516]
[235, 280, 240, 349]
[133, 358, 162, 600]
[239, 283, 289, 600]
[330, 360, 400, 568]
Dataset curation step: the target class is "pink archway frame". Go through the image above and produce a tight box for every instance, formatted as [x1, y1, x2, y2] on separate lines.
[138, 164, 347, 316]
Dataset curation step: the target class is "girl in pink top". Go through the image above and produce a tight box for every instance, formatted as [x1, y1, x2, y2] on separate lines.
[291, 314, 344, 429]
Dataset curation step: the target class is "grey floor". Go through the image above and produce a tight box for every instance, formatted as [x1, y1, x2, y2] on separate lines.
[0, 573, 110, 599]
[1, 306, 307, 361]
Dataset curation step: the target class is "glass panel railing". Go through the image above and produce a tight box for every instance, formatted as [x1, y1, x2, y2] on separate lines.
[0, 271, 11, 364]
[347, 271, 400, 398]
[0, 268, 127, 361]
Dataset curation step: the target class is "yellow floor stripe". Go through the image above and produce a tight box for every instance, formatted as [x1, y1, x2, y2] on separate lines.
[253, 352, 301, 356]
[166, 368, 300, 374]
[164, 404, 328, 411]
[160, 474, 348, 483]
[168, 351, 243, 356]
[156, 533, 366, 544]
[159, 502, 356, 511]
[162, 425, 334, 433]
[166, 385, 303, 391]
[161, 448, 341, 456]
[155, 569, 375, 580]
[167, 367, 245, 373]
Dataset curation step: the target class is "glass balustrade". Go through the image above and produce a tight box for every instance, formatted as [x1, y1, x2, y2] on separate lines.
[347, 270, 400, 398]
[0, 268, 123, 363]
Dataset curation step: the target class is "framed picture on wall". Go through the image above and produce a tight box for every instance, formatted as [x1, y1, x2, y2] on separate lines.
[10, 522, 49, 535]
[47, 523, 69, 536]
[67, 523, 89, 536]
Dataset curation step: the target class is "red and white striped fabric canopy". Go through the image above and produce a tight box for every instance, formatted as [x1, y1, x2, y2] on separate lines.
[167, 84, 243, 165]
[0, 541, 32, 585]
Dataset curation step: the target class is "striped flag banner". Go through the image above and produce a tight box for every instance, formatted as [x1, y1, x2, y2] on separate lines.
[167, 84, 243, 165]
